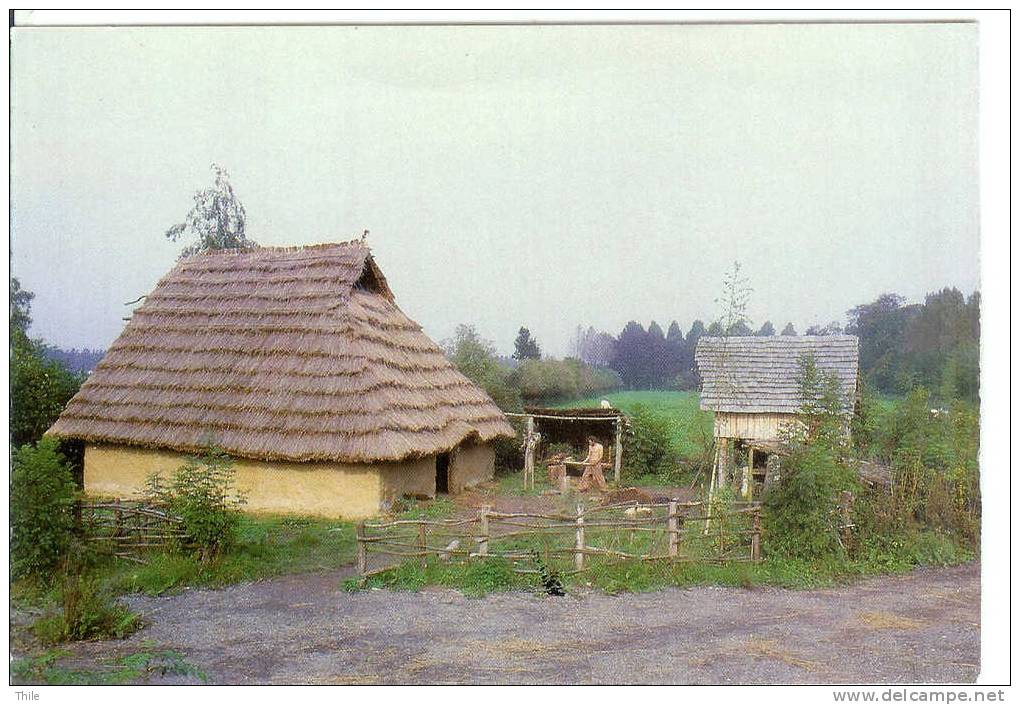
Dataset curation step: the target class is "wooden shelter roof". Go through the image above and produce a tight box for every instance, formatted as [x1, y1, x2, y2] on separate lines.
[48, 241, 514, 463]
[695, 335, 859, 414]
[522, 406, 625, 421]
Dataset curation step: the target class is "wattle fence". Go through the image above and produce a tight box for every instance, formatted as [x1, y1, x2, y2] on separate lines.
[357, 500, 762, 578]
[79, 500, 186, 563]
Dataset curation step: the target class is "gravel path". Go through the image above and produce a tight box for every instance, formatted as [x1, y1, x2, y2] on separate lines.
[37, 562, 979, 684]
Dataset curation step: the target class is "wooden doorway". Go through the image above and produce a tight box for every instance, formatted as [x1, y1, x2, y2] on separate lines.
[435, 453, 450, 494]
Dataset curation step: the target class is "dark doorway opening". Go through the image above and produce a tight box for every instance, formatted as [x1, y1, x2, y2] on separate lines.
[435, 453, 450, 494]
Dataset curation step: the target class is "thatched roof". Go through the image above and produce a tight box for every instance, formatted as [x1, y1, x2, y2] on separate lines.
[48, 241, 514, 463]
[695, 335, 859, 414]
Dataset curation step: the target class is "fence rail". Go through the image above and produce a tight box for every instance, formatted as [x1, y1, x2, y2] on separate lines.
[357, 500, 762, 578]
[79, 500, 186, 563]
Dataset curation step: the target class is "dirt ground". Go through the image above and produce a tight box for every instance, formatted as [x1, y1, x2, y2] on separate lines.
[15, 562, 979, 685]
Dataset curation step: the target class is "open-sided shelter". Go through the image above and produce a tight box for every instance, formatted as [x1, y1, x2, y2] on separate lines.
[695, 335, 859, 497]
[516, 406, 626, 489]
[47, 241, 514, 518]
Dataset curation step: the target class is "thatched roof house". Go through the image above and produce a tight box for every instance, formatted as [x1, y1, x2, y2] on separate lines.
[694, 335, 859, 498]
[49, 241, 514, 518]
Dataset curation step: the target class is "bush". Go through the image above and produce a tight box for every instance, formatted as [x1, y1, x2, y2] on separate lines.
[621, 404, 679, 480]
[512, 358, 622, 402]
[11, 439, 79, 579]
[763, 443, 858, 560]
[145, 445, 247, 561]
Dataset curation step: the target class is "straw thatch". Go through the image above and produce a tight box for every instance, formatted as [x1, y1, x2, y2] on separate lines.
[48, 241, 514, 463]
[695, 335, 859, 414]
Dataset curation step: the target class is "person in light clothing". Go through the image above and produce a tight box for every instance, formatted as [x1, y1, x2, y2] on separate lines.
[576, 436, 607, 492]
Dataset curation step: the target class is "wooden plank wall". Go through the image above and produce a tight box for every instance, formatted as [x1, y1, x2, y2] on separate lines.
[713, 412, 799, 441]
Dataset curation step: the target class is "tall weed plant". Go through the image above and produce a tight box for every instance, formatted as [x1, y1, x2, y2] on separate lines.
[145, 445, 247, 561]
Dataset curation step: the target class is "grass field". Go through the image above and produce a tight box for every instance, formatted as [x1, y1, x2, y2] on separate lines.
[558, 390, 715, 459]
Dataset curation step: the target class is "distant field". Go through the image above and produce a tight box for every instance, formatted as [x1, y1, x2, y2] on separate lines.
[558, 390, 714, 459]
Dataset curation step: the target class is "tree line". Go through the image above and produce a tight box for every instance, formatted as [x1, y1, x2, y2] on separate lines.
[565, 286, 979, 402]
[569, 317, 798, 391]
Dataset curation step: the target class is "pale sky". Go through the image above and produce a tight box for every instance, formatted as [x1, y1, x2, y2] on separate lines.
[11, 23, 979, 357]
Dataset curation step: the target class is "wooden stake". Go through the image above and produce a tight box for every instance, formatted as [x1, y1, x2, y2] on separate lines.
[613, 419, 623, 484]
[417, 521, 427, 568]
[356, 522, 367, 576]
[478, 506, 490, 557]
[668, 499, 679, 558]
[574, 503, 586, 571]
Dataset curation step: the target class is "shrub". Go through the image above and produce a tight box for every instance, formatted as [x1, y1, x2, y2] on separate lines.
[763, 443, 858, 560]
[11, 438, 79, 578]
[512, 358, 622, 402]
[145, 445, 247, 561]
[621, 404, 678, 480]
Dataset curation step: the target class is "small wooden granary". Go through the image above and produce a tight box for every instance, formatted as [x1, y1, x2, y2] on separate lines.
[47, 241, 514, 518]
[694, 335, 859, 498]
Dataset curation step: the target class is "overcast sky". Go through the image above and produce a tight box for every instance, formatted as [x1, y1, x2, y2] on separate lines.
[11, 23, 978, 357]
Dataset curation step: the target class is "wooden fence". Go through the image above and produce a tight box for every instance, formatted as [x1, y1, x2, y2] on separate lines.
[79, 500, 186, 563]
[357, 500, 762, 578]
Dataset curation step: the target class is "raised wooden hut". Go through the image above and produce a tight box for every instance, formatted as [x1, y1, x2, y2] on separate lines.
[47, 241, 514, 518]
[695, 335, 859, 498]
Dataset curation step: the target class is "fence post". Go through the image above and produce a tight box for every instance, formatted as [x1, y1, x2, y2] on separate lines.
[478, 506, 490, 557]
[418, 521, 428, 568]
[613, 418, 623, 484]
[356, 521, 367, 577]
[574, 503, 585, 571]
[751, 508, 761, 563]
[668, 499, 679, 558]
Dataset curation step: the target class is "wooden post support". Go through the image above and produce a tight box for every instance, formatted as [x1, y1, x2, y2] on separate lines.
[704, 448, 718, 536]
[668, 499, 679, 558]
[524, 416, 535, 490]
[717, 438, 730, 489]
[478, 506, 490, 557]
[574, 503, 585, 571]
[741, 446, 753, 500]
[356, 522, 367, 576]
[417, 521, 427, 568]
[751, 509, 762, 562]
[613, 418, 623, 484]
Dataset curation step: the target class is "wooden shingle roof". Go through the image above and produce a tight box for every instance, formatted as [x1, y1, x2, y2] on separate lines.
[48, 241, 514, 463]
[695, 335, 859, 414]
